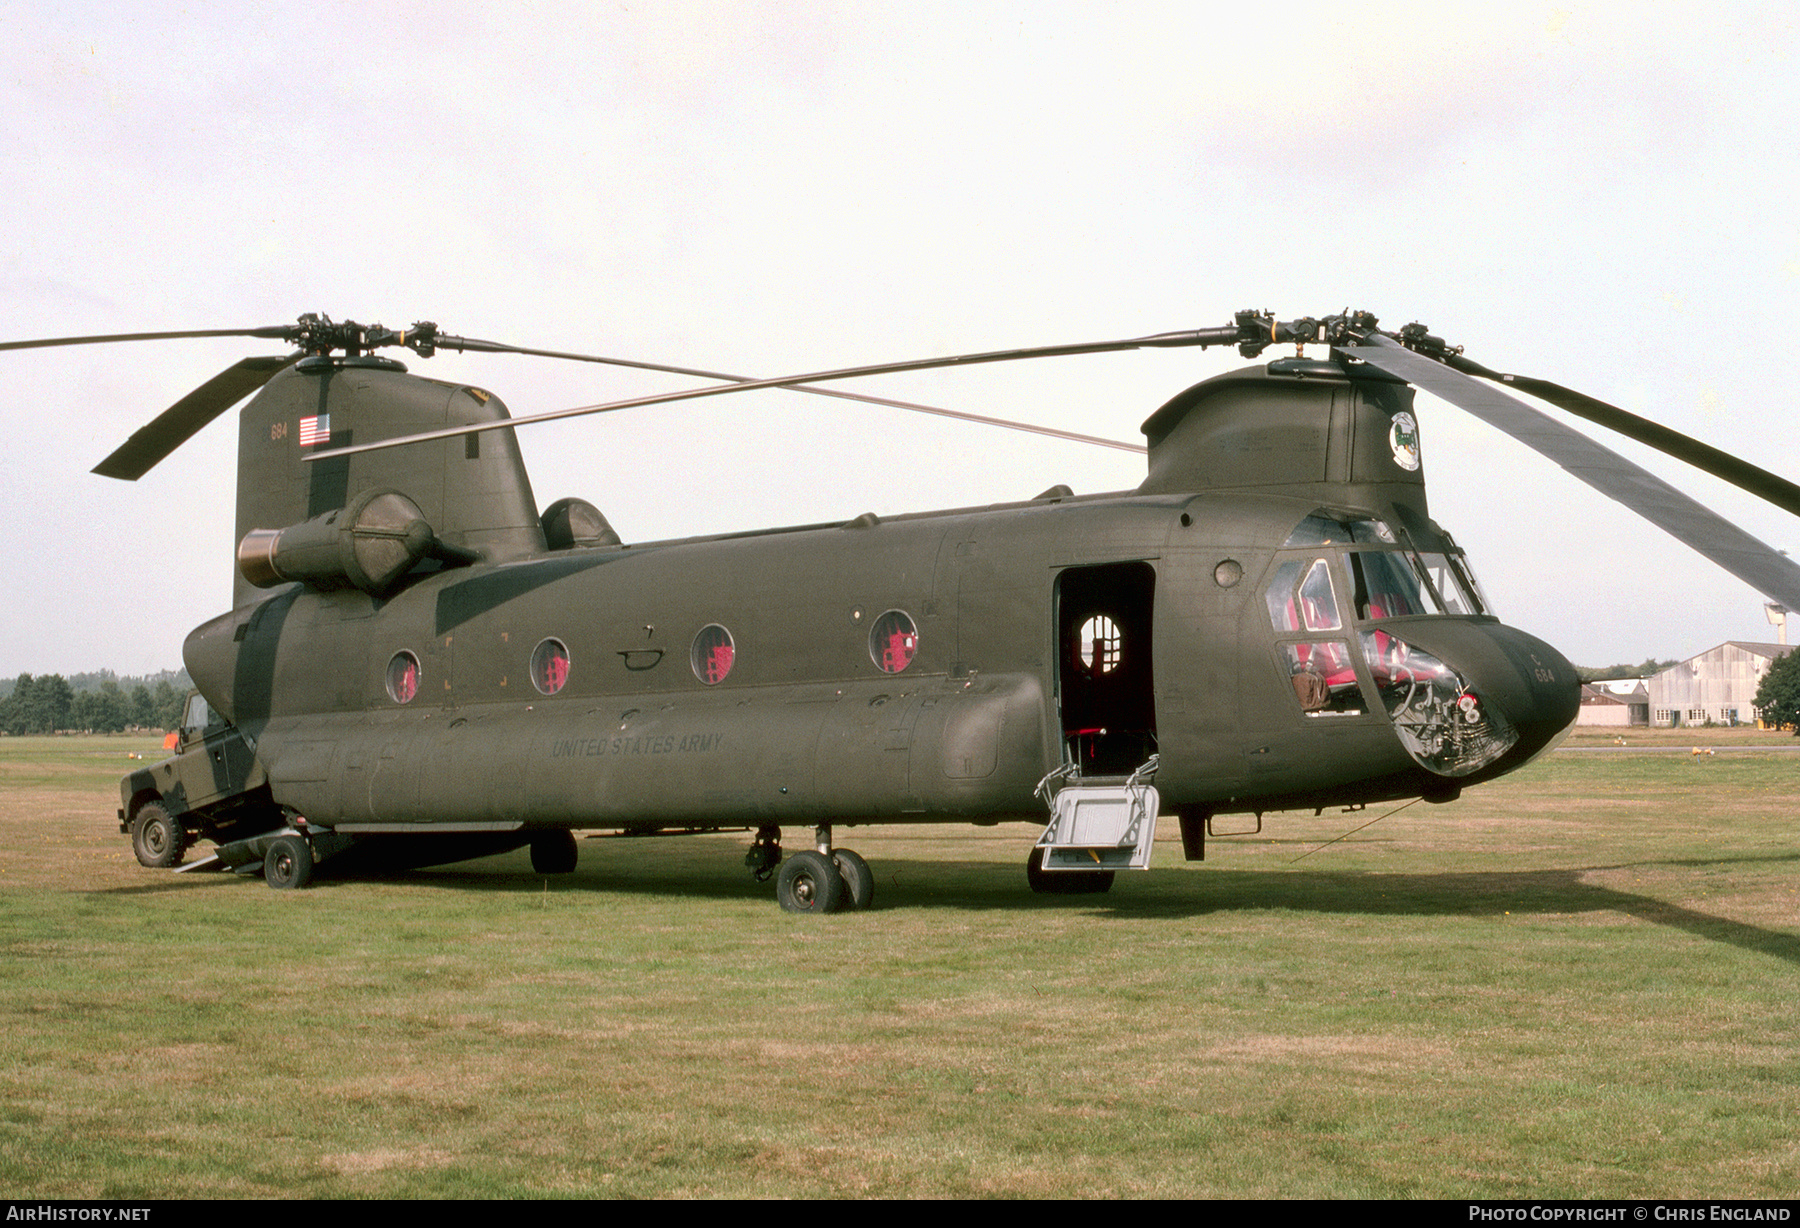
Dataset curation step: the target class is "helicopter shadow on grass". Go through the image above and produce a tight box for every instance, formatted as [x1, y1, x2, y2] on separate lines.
[1089, 852, 1800, 970]
[197, 837, 1800, 969]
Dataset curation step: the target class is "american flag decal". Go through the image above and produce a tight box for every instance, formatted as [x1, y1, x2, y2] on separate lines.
[298, 414, 330, 447]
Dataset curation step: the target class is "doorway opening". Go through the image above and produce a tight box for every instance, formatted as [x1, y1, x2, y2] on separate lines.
[1056, 561, 1157, 775]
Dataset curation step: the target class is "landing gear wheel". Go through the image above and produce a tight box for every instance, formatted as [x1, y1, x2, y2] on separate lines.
[131, 802, 184, 869]
[832, 849, 874, 912]
[530, 830, 579, 874]
[264, 835, 314, 890]
[1026, 846, 1115, 895]
[777, 850, 845, 914]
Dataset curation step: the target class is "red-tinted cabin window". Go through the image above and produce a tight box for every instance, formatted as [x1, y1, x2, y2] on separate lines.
[691, 624, 735, 685]
[531, 638, 570, 695]
[386, 651, 420, 704]
[870, 610, 918, 674]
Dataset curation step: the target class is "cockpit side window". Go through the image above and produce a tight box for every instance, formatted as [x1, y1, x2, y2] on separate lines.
[1264, 555, 1366, 717]
[1282, 641, 1364, 715]
[1265, 558, 1342, 633]
[1299, 559, 1341, 630]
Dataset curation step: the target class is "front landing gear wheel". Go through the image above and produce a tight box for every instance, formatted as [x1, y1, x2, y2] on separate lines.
[1026, 846, 1115, 895]
[832, 849, 874, 912]
[264, 835, 314, 890]
[530, 830, 579, 874]
[777, 850, 845, 914]
[131, 802, 184, 868]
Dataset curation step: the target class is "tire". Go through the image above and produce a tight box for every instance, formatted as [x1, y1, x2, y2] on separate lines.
[776, 850, 845, 914]
[530, 830, 579, 874]
[833, 849, 874, 912]
[131, 802, 184, 869]
[1026, 845, 1114, 895]
[264, 835, 314, 890]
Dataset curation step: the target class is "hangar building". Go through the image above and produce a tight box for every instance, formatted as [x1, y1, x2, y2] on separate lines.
[1646, 642, 1792, 727]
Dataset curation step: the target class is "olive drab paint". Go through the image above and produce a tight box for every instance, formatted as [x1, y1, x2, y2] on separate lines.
[68, 311, 1800, 906]
[135, 343, 1586, 908]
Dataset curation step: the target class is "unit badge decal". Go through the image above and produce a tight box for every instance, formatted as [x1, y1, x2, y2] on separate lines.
[1388, 411, 1420, 471]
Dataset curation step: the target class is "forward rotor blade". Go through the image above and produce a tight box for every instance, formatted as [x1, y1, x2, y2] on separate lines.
[308, 327, 1238, 462]
[1442, 352, 1800, 518]
[437, 334, 1146, 454]
[93, 355, 296, 480]
[1, 325, 296, 353]
[1341, 335, 1800, 611]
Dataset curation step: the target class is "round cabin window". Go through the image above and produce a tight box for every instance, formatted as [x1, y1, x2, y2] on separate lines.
[869, 610, 918, 674]
[691, 624, 736, 685]
[531, 638, 570, 695]
[386, 651, 420, 704]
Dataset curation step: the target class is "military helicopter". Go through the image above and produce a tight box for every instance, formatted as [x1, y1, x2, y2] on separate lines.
[17, 309, 1800, 911]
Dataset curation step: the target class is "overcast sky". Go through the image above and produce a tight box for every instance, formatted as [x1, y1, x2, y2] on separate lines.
[2, 1, 1796, 678]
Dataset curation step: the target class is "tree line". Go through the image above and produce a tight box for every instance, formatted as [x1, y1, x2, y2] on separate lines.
[1575, 659, 1681, 682]
[0, 672, 189, 735]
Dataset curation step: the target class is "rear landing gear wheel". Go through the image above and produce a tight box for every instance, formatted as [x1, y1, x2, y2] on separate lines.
[833, 849, 874, 912]
[777, 850, 845, 914]
[1026, 845, 1114, 895]
[530, 830, 579, 874]
[131, 802, 184, 869]
[264, 835, 314, 890]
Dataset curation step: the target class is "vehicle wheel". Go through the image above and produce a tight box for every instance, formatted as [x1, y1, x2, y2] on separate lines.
[833, 849, 874, 911]
[530, 830, 579, 874]
[264, 835, 314, 890]
[777, 850, 845, 914]
[1026, 846, 1114, 895]
[131, 802, 185, 869]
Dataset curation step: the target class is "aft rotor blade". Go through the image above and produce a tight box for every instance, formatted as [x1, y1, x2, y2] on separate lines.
[1341, 335, 1800, 610]
[1, 325, 297, 353]
[92, 355, 296, 480]
[308, 327, 1237, 462]
[437, 334, 1146, 454]
[1441, 352, 1800, 518]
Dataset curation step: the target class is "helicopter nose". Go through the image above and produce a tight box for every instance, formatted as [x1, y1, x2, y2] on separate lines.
[1359, 620, 1580, 780]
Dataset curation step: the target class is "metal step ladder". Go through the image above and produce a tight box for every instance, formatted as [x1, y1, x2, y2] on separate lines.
[1033, 755, 1160, 872]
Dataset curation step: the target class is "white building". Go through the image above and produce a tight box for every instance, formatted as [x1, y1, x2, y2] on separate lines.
[1646, 642, 1792, 727]
[1577, 679, 1649, 727]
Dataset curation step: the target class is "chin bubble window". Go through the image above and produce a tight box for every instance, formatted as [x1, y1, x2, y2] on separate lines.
[386, 651, 420, 705]
[691, 624, 735, 685]
[531, 638, 570, 695]
[870, 609, 918, 674]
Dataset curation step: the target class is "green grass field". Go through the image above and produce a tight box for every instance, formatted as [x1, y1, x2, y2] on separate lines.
[1, 733, 1796, 1198]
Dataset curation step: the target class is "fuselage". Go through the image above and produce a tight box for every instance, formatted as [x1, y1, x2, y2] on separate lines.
[184, 485, 1579, 836]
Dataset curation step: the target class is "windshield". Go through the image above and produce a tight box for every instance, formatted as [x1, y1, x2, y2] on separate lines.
[1285, 512, 1489, 621]
[1348, 549, 1488, 618]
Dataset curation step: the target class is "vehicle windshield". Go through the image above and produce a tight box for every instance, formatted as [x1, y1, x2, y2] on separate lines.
[182, 693, 212, 731]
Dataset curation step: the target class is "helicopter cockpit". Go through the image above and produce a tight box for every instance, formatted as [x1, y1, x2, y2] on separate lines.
[1265, 511, 1522, 777]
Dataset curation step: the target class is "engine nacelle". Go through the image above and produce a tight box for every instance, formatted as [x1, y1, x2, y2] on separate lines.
[237, 488, 437, 597]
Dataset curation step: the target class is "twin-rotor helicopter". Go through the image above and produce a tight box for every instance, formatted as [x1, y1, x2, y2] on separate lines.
[16, 308, 1800, 911]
